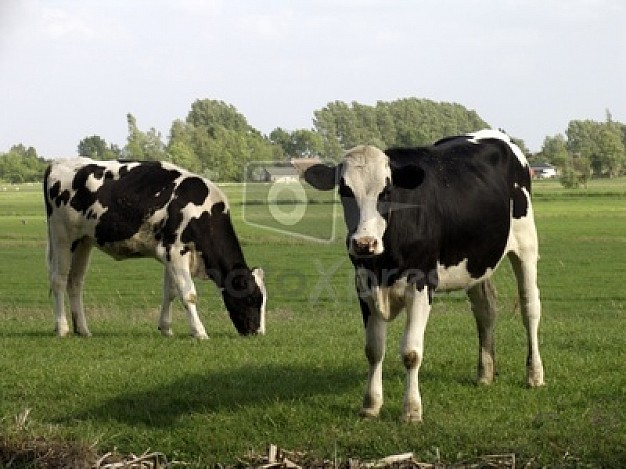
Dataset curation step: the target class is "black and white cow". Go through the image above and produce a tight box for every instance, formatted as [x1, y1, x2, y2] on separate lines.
[305, 129, 544, 422]
[43, 158, 266, 338]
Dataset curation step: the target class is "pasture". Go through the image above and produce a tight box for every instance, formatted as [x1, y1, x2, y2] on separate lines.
[0, 179, 625, 467]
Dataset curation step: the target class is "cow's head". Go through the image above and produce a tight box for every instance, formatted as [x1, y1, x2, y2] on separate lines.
[221, 267, 267, 336]
[305, 145, 423, 257]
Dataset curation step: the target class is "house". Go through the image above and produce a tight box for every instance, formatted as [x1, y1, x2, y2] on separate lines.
[530, 163, 557, 179]
[255, 157, 323, 183]
[262, 166, 300, 183]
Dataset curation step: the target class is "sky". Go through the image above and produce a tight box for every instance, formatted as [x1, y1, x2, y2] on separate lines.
[1, 0, 625, 157]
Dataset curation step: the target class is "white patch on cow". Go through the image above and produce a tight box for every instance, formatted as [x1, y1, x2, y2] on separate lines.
[88, 200, 108, 219]
[85, 172, 106, 192]
[252, 267, 267, 335]
[468, 129, 528, 167]
[436, 259, 495, 291]
[342, 145, 390, 255]
[356, 267, 407, 321]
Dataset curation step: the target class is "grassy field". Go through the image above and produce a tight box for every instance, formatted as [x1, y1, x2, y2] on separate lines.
[0, 178, 625, 467]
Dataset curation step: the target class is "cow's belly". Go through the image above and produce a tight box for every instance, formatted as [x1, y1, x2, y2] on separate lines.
[436, 259, 497, 291]
[97, 228, 160, 260]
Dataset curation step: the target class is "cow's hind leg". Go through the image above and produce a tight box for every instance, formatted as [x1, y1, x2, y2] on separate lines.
[467, 279, 497, 385]
[67, 238, 93, 337]
[48, 240, 71, 337]
[508, 251, 544, 387]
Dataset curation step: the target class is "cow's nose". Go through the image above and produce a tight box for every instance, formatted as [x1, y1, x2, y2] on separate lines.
[352, 236, 378, 256]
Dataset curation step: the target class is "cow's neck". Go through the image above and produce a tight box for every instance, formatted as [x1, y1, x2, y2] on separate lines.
[201, 214, 250, 288]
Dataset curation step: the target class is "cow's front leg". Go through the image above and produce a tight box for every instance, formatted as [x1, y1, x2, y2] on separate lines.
[360, 310, 387, 418]
[168, 260, 208, 339]
[400, 285, 431, 423]
[158, 268, 176, 337]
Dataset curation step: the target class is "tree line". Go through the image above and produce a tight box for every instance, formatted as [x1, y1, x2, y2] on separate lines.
[1, 99, 625, 184]
[538, 111, 626, 186]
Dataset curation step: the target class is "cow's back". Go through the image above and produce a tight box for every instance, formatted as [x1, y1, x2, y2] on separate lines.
[44, 158, 226, 260]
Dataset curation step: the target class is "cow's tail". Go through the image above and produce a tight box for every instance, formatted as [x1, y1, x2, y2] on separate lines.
[43, 165, 53, 295]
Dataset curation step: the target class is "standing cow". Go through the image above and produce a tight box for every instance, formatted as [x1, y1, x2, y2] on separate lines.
[44, 158, 266, 338]
[305, 129, 544, 422]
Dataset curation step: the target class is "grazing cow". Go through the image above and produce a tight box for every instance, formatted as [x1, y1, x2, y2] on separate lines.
[43, 158, 266, 338]
[305, 129, 544, 422]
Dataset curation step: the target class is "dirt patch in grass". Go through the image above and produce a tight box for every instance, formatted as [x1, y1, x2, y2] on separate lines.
[0, 435, 97, 468]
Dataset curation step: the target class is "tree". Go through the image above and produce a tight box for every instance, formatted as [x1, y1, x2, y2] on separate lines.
[313, 98, 489, 159]
[269, 127, 323, 157]
[78, 135, 121, 160]
[186, 99, 251, 135]
[596, 124, 625, 177]
[0, 144, 47, 183]
[567, 119, 626, 177]
[540, 134, 570, 168]
[168, 101, 278, 181]
[166, 119, 201, 172]
[125, 113, 167, 161]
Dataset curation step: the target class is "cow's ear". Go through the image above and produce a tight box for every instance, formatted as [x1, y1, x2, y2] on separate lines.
[304, 163, 340, 191]
[390, 162, 425, 190]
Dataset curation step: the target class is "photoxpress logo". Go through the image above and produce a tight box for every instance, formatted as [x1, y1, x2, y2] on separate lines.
[242, 161, 338, 242]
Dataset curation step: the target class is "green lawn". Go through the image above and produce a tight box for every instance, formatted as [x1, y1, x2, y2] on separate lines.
[0, 179, 625, 467]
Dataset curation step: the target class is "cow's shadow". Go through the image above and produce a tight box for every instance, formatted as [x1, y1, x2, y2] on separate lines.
[70, 362, 362, 427]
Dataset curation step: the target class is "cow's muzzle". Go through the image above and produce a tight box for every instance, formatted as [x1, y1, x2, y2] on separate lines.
[351, 236, 380, 256]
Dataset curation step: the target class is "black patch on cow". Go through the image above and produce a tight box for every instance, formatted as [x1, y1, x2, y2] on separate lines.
[157, 176, 209, 258]
[511, 160, 531, 219]
[357, 295, 371, 326]
[180, 202, 245, 284]
[174, 176, 209, 205]
[70, 238, 81, 252]
[82, 162, 181, 246]
[339, 178, 359, 237]
[47, 179, 71, 209]
[512, 186, 528, 219]
[58, 190, 71, 207]
[69, 164, 106, 215]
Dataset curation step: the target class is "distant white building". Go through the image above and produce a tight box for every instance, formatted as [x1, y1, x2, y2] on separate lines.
[262, 166, 300, 183]
[530, 163, 557, 179]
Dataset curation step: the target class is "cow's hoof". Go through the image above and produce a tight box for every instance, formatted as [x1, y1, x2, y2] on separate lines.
[76, 331, 92, 338]
[401, 412, 423, 423]
[526, 367, 545, 387]
[527, 376, 545, 388]
[477, 376, 494, 386]
[55, 327, 70, 337]
[358, 407, 380, 419]
[192, 332, 209, 340]
[158, 327, 174, 337]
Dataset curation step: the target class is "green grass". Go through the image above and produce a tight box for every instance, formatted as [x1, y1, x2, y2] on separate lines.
[1, 178, 625, 467]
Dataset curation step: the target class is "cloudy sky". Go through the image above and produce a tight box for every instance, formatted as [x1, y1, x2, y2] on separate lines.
[1, 0, 624, 157]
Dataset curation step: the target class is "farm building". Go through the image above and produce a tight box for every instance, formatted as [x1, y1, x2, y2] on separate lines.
[530, 163, 558, 179]
[262, 166, 300, 183]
